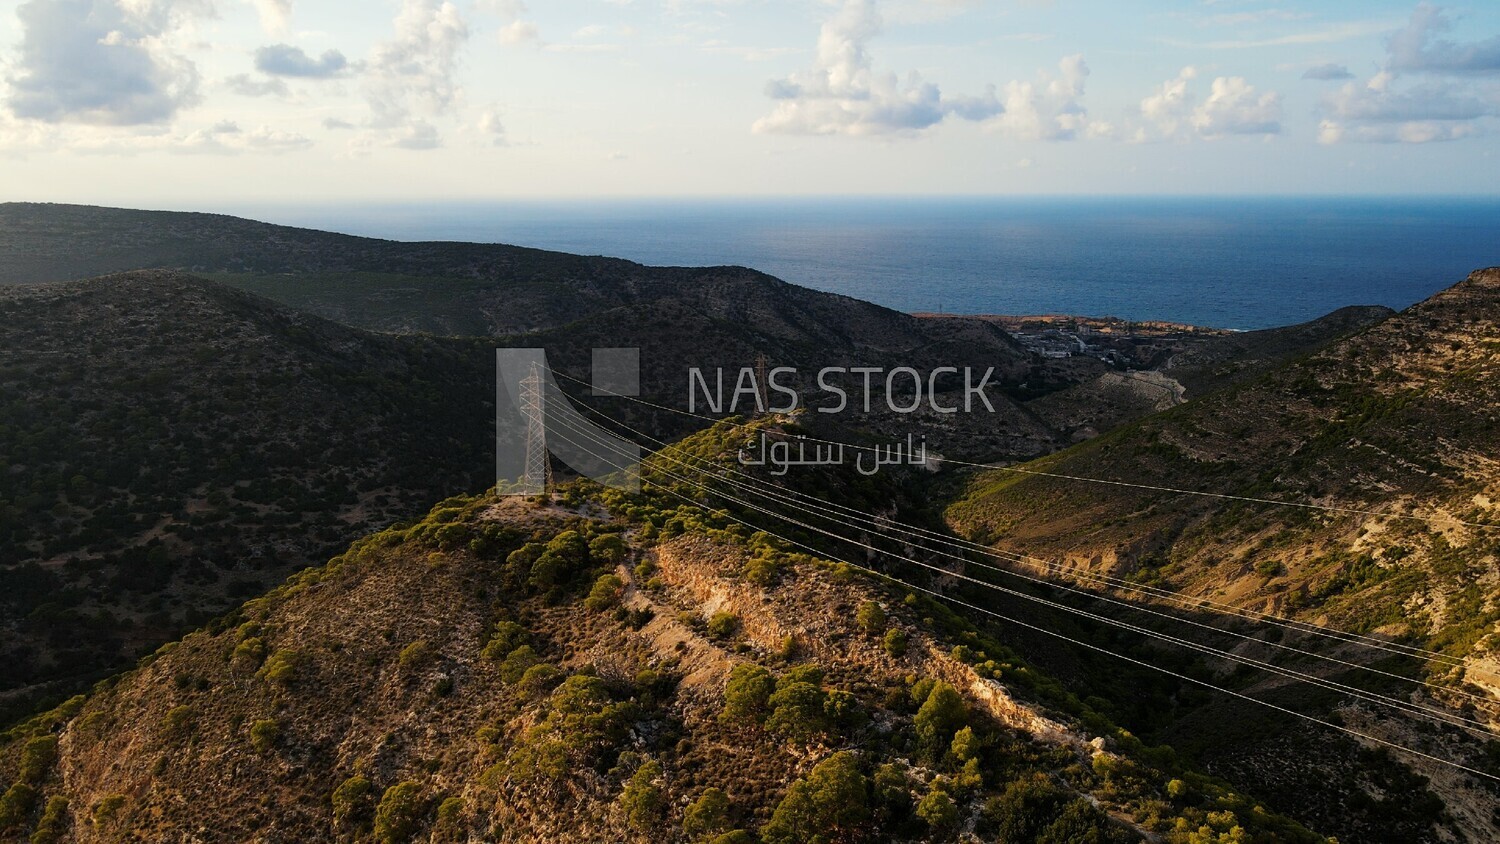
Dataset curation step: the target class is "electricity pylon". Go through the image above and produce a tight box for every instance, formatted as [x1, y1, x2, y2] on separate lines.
[520, 361, 552, 493]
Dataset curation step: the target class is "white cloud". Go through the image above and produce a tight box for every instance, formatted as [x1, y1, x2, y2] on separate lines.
[476, 107, 506, 146]
[1136, 67, 1281, 140]
[499, 21, 541, 46]
[363, 0, 470, 149]
[225, 73, 290, 98]
[1193, 76, 1281, 137]
[752, 0, 1001, 137]
[4, 0, 211, 126]
[255, 44, 350, 78]
[1302, 63, 1354, 81]
[1315, 5, 1499, 144]
[987, 54, 1101, 141]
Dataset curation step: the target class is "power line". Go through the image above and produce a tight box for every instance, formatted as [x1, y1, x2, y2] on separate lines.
[552, 368, 1500, 530]
[540, 412, 1500, 785]
[560, 392, 1476, 672]
[559, 399, 1494, 714]
[546, 410, 1500, 739]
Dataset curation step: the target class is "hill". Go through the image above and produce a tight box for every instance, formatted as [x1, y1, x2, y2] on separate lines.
[0, 271, 495, 718]
[0, 434, 1335, 844]
[946, 269, 1500, 826]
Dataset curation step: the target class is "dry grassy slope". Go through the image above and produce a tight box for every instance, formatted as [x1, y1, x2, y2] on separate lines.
[0, 489, 1327, 844]
[947, 268, 1500, 677]
[0, 271, 494, 710]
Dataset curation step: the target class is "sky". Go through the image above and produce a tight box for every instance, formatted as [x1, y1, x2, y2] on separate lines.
[0, 0, 1497, 202]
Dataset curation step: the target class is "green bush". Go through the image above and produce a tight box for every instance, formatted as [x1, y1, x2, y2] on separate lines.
[481, 621, 529, 661]
[765, 681, 829, 743]
[0, 782, 37, 830]
[374, 781, 424, 844]
[585, 574, 625, 612]
[432, 796, 465, 842]
[397, 640, 432, 671]
[914, 681, 966, 758]
[950, 726, 981, 763]
[721, 663, 775, 724]
[499, 645, 543, 684]
[249, 718, 280, 753]
[331, 774, 373, 824]
[17, 735, 58, 784]
[590, 533, 628, 564]
[709, 832, 755, 844]
[883, 627, 908, 657]
[91, 794, 126, 830]
[982, 773, 1069, 841]
[619, 759, 664, 831]
[160, 704, 196, 740]
[761, 752, 869, 844]
[257, 649, 308, 686]
[916, 789, 958, 831]
[856, 601, 886, 634]
[707, 611, 739, 639]
[29, 795, 68, 844]
[1037, 798, 1132, 843]
[683, 787, 732, 839]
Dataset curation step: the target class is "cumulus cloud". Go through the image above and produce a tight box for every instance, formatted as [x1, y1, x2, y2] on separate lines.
[63, 120, 313, 155]
[363, 0, 470, 148]
[752, 0, 1000, 136]
[1387, 3, 1500, 76]
[254, 44, 350, 78]
[1136, 67, 1281, 140]
[499, 21, 541, 46]
[1302, 63, 1354, 81]
[1316, 4, 1499, 143]
[1193, 76, 1281, 137]
[988, 54, 1105, 141]
[4, 0, 209, 126]
[249, 0, 292, 36]
[322, 116, 355, 130]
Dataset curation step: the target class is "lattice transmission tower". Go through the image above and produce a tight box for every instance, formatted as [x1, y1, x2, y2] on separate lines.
[519, 361, 552, 493]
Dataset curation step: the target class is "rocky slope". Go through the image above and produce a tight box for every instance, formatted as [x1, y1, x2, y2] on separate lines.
[0, 455, 1330, 844]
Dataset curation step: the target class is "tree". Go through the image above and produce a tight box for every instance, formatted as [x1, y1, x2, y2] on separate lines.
[721, 663, 776, 724]
[29, 795, 68, 844]
[950, 726, 981, 764]
[883, 627, 909, 657]
[683, 788, 732, 839]
[856, 601, 886, 634]
[374, 781, 423, 844]
[914, 681, 966, 757]
[0, 783, 37, 830]
[983, 773, 1069, 843]
[761, 752, 870, 844]
[481, 621, 529, 661]
[585, 574, 625, 612]
[590, 533, 628, 564]
[1037, 799, 1131, 844]
[331, 775, 373, 825]
[620, 760, 664, 831]
[916, 789, 959, 831]
[765, 681, 829, 743]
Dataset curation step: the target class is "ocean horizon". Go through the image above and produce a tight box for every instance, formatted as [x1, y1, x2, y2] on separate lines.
[224, 196, 1500, 330]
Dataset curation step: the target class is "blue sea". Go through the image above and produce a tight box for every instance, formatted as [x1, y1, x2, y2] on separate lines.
[230, 197, 1500, 330]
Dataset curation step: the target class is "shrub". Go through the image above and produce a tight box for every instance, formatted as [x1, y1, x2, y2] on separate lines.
[518, 663, 564, 697]
[590, 534, 628, 565]
[982, 773, 1069, 842]
[883, 627, 908, 657]
[765, 681, 829, 743]
[0, 783, 37, 830]
[499, 645, 543, 684]
[18, 735, 58, 784]
[683, 787, 732, 839]
[619, 759, 664, 831]
[505, 675, 638, 783]
[481, 621, 529, 661]
[761, 752, 869, 844]
[331, 774, 373, 824]
[232, 636, 268, 669]
[916, 789, 958, 831]
[249, 718, 280, 753]
[585, 574, 625, 612]
[161, 704, 196, 740]
[950, 726, 981, 764]
[856, 601, 886, 634]
[258, 649, 307, 686]
[914, 681, 966, 757]
[374, 781, 424, 844]
[29, 795, 68, 844]
[721, 663, 776, 723]
[91, 794, 126, 830]
[1037, 798, 1131, 843]
[709, 832, 755, 844]
[432, 796, 465, 842]
[707, 611, 739, 639]
[397, 640, 432, 671]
